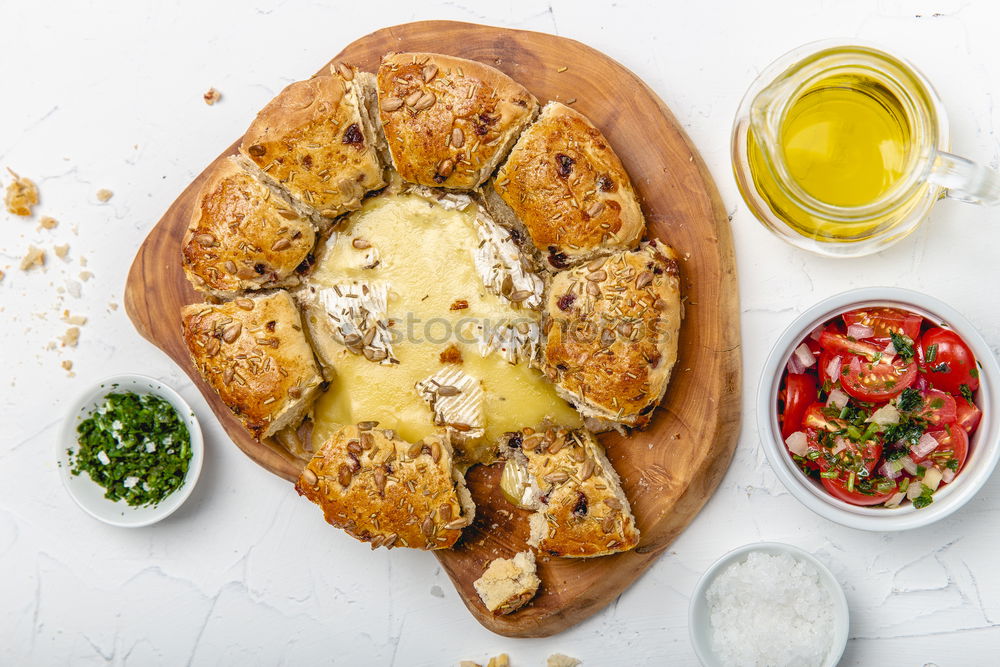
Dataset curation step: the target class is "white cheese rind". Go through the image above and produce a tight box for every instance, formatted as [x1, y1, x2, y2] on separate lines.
[415, 367, 485, 439]
[315, 281, 397, 364]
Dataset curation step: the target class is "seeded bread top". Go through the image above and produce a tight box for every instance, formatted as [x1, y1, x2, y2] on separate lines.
[239, 70, 386, 219]
[492, 102, 645, 269]
[180, 290, 323, 439]
[504, 426, 639, 558]
[295, 424, 475, 550]
[541, 241, 682, 428]
[181, 157, 316, 296]
[376, 52, 538, 190]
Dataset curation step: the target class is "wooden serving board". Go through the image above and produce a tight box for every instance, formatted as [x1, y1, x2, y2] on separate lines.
[124, 20, 742, 638]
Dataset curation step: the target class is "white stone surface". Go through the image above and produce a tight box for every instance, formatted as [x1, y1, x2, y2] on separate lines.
[3, 0, 1000, 664]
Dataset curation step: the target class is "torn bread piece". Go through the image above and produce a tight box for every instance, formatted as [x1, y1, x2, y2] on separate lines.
[295, 424, 475, 550]
[473, 551, 541, 615]
[542, 241, 682, 429]
[502, 426, 639, 558]
[181, 290, 323, 439]
[415, 367, 485, 439]
[181, 156, 316, 296]
[377, 53, 538, 189]
[487, 101, 645, 269]
[239, 69, 386, 220]
[471, 201, 544, 309]
[296, 279, 396, 368]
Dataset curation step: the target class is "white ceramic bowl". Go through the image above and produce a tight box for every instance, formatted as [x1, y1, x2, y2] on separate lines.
[57, 374, 204, 527]
[758, 287, 1000, 531]
[689, 542, 849, 667]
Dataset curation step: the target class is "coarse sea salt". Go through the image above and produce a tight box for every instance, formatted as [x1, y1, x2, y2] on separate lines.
[706, 551, 833, 667]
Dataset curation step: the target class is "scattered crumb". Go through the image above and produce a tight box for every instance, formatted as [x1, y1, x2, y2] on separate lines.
[108, 302, 119, 311]
[203, 87, 222, 105]
[61, 360, 73, 371]
[486, 655, 510, 667]
[96, 188, 113, 203]
[566, 98, 577, 105]
[61, 311, 87, 326]
[459, 662, 481, 667]
[557, 66, 568, 73]
[450, 299, 469, 311]
[439, 344, 463, 365]
[429, 585, 444, 598]
[547, 655, 581, 667]
[54, 244, 70, 260]
[79, 271, 93, 282]
[60, 327, 80, 347]
[20, 246, 45, 271]
[5, 169, 39, 216]
[79, 256, 88, 267]
[38, 216, 58, 230]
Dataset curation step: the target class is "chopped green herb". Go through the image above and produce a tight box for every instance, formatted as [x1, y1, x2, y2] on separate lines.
[897, 388, 922, 412]
[912, 484, 935, 509]
[930, 362, 951, 374]
[68, 392, 191, 507]
[958, 385, 975, 406]
[946, 458, 959, 472]
[925, 343, 938, 363]
[820, 470, 839, 479]
[971, 368, 980, 379]
[890, 332, 915, 363]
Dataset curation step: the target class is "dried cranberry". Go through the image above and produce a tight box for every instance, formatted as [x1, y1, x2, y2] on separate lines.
[557, 293, 576, 311]
[302, 154, 313, 169]
[555, 153, 575, 178]
[597, 175, 615, 192]
[572, 492, 588, 517]
[296, 253, 315, 274]
[265, 320, 276, 332]
[342, 123, 364, 146]
[253, 263, 266, 274]
[547, 246, 570, 269]
[507, 432, 523, 449]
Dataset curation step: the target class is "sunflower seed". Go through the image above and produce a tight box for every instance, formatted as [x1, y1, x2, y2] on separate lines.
[587, 256, 607, 271]
[430, 439, 442, 463]
[224, 260, 238, 275]
[205, 337, 221, 357]
[600, 328, 616, 347]
[405, 90, 423, 107]
[509, 290, 532, 302]
[587, 281, 601, 297]
[636, 271, 654, 289]
[436, 385, 461, 397]
[617, 322, 633, 337]
[413, 91, 436, 110]
[374, 467, 387, 495]
[337, 463, 352, 487]
[586, 270, 607, 282]
[422, 63, 438, 82]
[364, 347, 387, 362]
[358, 420, 378, 430]
[352, 238, 371, 249]
[343, 333, 362, 348]
[603, 497, 622, 510]
[579, 458, 595, 481]
[347, 440, 362, 455]
[443, 518, 468, 531]
[302, 468, 318, 486]
[436, 158, 454, 179]
[381, 96, 404, 112]
[547, 437, 566, 455]
[222, 322, 242, 343]
[544, 471, 569, 484]
[288, 386, 301, 399]
[277, 209, 299, 220]
[586, 201, 606, 218]
[601, 515, 616, 533]
[194, 233, 216, 247]
[222, 365, 235, 385]
[438, 504, 453, 522]
[451, 127, 465, 148]
[407, 442, 423, 458]
[234, 297, 254, 310]
[336, 62, 354, 80]
[421, 516, 435, 538]
[271, 238, 291, 251]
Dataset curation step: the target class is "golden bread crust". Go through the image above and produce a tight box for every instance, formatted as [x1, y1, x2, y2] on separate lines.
[541, 241, 682, 427]
[377, 53, 538, 189]
[239, 72, 386, 218]
[493, 102, 644, 267]
[180, 291, 323, 439]
[507, 426, 639, 557]
[295, 425, 474, 550]
[181, 157, 315, 295]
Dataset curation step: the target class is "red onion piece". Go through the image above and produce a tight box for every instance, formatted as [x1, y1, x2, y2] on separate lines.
[826, 388, 850, 410]
[912, 433, 940, 459]
[879, 459, 901, 480]
[900, 455, 919, 476]
[883, 340, 897, 356]
[787, 355, 805, 375]
[847, 323, 874, 339]
[826, 355, 842, 381]
[794, 343, 816, 369]
[809, 325, 825, 342]
[942, 468, 956, 484]
[785, 431, 808, 456]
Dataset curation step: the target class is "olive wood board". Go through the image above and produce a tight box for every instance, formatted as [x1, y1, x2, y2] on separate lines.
[124, 20, 742, 638]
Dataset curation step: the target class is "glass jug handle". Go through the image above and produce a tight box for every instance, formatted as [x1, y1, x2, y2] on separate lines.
[929, 152, 1000, 205]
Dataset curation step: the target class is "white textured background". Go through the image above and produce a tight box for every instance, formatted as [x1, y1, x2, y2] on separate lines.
[3, 1, 1000, 665]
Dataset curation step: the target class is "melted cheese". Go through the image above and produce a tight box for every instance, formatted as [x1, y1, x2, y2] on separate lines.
[310, 192, 580, 463]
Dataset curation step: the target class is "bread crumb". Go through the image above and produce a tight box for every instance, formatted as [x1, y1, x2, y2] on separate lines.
[450, 299, 469, 310]
[79, 271, 93, 282]
[547, 655, 581, 667]
[61, 360, 73, 371]
[439, 343, 463, 365]
[486, 655, 510, 667]
[566, 98, 577, 105]
[203, 87, 222, 105]
[54, 244, 70, 260]
[96, 188, 113, 203]
[38, 216, 58, 230]
[458, 662, 482, 667]
[5, 169, 39, 216]
[0, 269, 4, 282]
[60, 326, 80, 347]
[108, 302, 119, 311]
[79, 256, 88, 267]
[20, 246, 45, 271]
[61, 311, 87, 326]
[557, 66, 568, 73]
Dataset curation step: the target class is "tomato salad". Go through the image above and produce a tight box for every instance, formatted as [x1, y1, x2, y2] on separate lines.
[778, 307, 983, 509]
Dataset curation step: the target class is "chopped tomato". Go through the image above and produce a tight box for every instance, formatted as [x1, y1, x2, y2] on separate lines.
[917, 389, 957, 426]
[819, 329, 883, 361]
[913, 426, 969, 473]
[822, 476, 899, 506]
[780, 373, 818, 439]
[840, 355, 917, 402]
[802, 402, 845, 432]
[843, 307, 922, 340]
[918, 327, 980, 395]
[956, 400, 982, 433]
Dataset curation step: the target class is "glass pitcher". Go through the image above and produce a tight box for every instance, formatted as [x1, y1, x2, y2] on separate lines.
[732, 41, 1000, 257]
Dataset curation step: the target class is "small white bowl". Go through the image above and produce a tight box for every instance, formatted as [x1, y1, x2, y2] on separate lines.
[57, 374, 204, 527]
[758, 287, 1000, 531]
[689, 542, 849, 667]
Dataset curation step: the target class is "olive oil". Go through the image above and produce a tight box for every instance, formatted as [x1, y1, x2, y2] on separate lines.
[747, 72, 925, 241]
